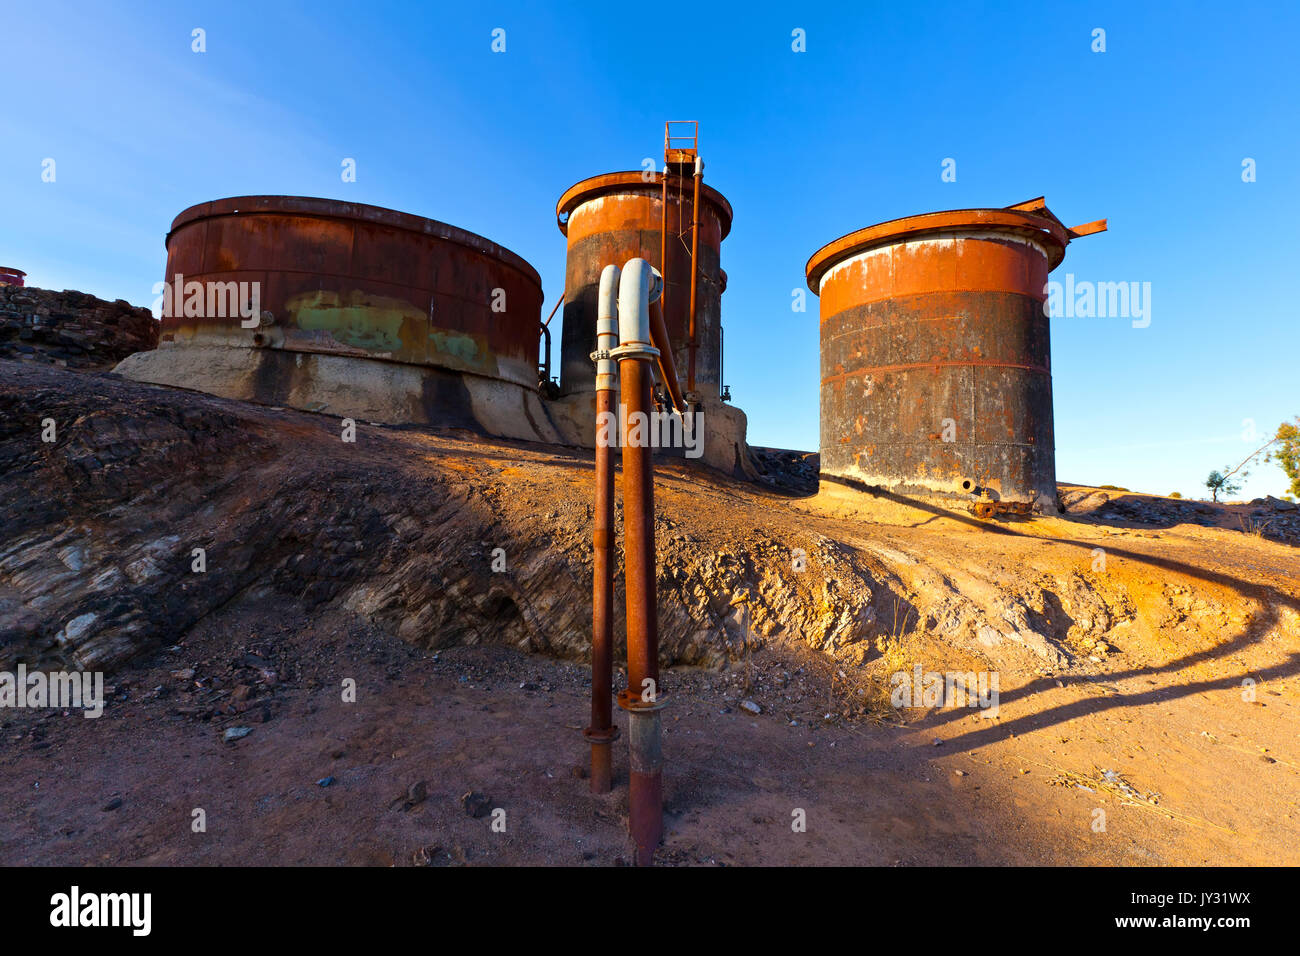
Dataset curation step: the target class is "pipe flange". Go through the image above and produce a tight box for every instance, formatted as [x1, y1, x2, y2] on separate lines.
[609, 342, 660, 362]
[648, 267, 663, 305]
[583, 725, 621, 744]
[617, 688, 668, 713]
[589, 349, 612, 363]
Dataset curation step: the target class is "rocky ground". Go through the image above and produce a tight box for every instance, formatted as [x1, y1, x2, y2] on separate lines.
[1, 358, 1298, 865]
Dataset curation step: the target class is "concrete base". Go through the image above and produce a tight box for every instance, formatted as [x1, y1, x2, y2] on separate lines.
[115, 344, 755, 478]
[114, 344, 562, 444]
[817, 474, 1059, 516]
[544, 391, 755, 479]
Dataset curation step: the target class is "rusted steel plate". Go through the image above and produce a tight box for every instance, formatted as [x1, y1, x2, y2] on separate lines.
[159, 196, 543, 388]
[556, 172, 730, 397]
[806, 207, 1071, 291]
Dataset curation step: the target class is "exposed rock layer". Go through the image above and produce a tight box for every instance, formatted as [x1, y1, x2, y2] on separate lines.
[0, 286, 158, 369]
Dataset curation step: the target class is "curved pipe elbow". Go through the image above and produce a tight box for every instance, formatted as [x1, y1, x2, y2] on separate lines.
[618, 258, 654, 348]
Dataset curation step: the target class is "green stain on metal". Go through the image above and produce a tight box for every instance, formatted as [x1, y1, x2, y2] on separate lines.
[289, 290, 415, 353]
[285, 289, 488, 370]
[428, 329, 482, 366]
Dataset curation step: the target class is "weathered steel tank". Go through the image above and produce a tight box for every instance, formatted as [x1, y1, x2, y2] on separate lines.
[117, 196, 554, 440]
[806, 198, 1104, 512]
[0, 267, 26, 287]
[555, 172, 732, 398]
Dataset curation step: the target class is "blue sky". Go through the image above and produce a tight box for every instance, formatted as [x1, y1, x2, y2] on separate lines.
[2, 0, 1296, 498]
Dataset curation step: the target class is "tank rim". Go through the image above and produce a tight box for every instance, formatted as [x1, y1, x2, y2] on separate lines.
[805, 207, 1071, 292]
[167, 195, 542, 289]
[555, 171, 733, 240]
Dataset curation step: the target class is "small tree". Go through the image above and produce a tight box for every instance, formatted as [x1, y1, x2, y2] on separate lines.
[1205, 469, 1243, 502]
[1206, 430, 1286, 502]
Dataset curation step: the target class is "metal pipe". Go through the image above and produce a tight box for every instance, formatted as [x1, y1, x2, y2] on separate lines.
[538, 322, 551, 385]
[686, 156, 703, 395]
[659, 169, 669, 325]
[611, 257, 664, 866]
[585, 265, 620, 794]
[649, 299, 686, 413]
[543, 292, 565, 328]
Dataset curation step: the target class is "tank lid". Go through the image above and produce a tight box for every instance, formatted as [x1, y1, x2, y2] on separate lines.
[167, 195, 541, 288]
[0, 266, 26, 276]
[555, 171, 734, 240]
[805, 198, 1106, 292]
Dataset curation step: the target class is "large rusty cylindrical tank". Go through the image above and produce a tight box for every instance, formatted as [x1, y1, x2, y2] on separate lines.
[0, 267, 26, 287]
[555, 172, 732, 398]
[116, 195, 559, 441]
[806, 204, 1079, 510]
[158, 195, 543, 388]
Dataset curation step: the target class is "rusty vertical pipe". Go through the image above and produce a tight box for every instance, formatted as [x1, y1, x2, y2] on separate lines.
[619, 359, 659, 690]
[649, 299, 685, 413]
[686, 156, 703, 395]
[659, 169, 669, 324]
[538, 322, 551, 385]
[612, 258, 665, 866]
[585, 265, 621, 794]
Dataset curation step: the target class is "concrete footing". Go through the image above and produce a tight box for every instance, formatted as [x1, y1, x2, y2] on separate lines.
[115, 344, 755, 478]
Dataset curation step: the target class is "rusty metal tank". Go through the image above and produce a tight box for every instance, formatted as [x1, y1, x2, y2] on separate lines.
[159, 195, 543, 389]
[0, 267, 26, 287]
[555, 172, 732, 398]
[806, 199, 1104, 510]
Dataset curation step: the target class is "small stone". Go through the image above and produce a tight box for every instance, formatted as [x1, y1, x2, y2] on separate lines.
[222, 726, 253, 743]
[317, 776, 335, 787]
[406, 780, 428, 806]
[170, 668, 195, 680]
[412, 845, 441, 866]
[932, 737, 943, 746]
[101, 797, 123, 811]
[740, 700, 761, 715]
[461, 790, 492, 818]
[954, 769, 967, 777]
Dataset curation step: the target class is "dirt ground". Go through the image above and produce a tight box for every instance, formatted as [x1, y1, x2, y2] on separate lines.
[2, 596, 1296, 867]
[2, 362, 1298, 865]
